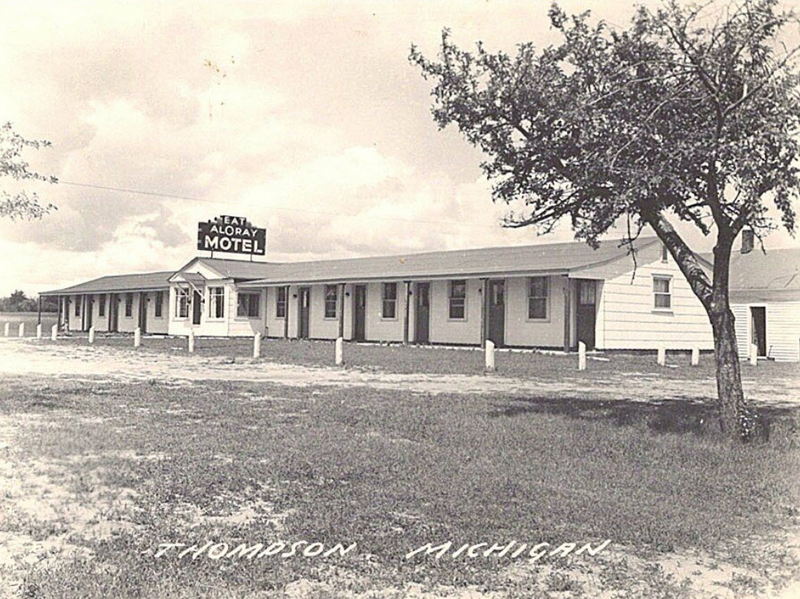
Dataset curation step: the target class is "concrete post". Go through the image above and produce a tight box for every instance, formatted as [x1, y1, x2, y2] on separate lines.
[134, 327, 141, 348]
[88, 327, 95, 344]
[335, 337, 344, 366]
[485, 339, 496, 372]
[36, 324, 42, 339]
[657, 346, 666, 367]
[188, 330, 195, 353]
[18, 323, 25, 337]
[3, 323, 8, 337]
[253, 332, 261, 359]
[690, 347, 699, 366]
[578, 341, 586, 371]
[51, 324, 58, 341]
[749, 344, 758, 366]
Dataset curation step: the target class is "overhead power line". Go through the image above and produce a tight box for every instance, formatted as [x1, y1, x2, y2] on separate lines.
[59, 179, 504, 231]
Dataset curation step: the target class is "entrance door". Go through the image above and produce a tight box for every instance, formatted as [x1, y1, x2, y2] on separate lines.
[138, 292, 148, 333]
[109, 294, 118, 332]
[85, 294, 93, 330]
[487, 279, 505, 347]
[576, 280, 597, 350]
[297, 287, 311, 339]
[751, 306, 767, 357]
[353, 284, 367, 341]
[192, 290, 202, 325]
[414, 282, 430, 343]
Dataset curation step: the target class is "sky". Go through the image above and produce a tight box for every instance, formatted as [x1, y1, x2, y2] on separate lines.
[1, 0, 799, 295]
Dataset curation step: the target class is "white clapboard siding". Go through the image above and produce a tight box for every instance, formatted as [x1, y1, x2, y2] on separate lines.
[599, 255, 714, 350]
[731, 304, 751, 358]
[767, 302, 800, 362]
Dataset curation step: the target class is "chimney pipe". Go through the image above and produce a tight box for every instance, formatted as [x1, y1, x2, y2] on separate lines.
[741, 229, 754, 254]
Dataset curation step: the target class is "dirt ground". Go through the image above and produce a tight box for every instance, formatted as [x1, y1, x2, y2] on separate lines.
[1, 338, 798, 405]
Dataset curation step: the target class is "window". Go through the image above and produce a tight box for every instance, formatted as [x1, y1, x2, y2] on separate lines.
[237, 292, 260, 318]
[98, 295, 106, 317]
[276, 287, 287, 318]
[661, 244, 669, 262]
[209, 287, 225, 318]
[155, 291, 164, 318]
[528, 277, 549, 319]
[653, 276, 672, 309]
[176, 288, 189, 318]
[449, 280, 467, 319]
[125, 293, 133, 317]
[382, 283, 397, 319]
[324, 285, 338, 319]
[75, 296, 80, 316]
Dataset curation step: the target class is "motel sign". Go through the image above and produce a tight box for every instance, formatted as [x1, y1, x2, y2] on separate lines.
[197, 215, 267, 256]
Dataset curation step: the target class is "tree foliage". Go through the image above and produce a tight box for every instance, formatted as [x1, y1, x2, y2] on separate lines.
[0, 122, 57, 220]
[411, 0, 800, 439]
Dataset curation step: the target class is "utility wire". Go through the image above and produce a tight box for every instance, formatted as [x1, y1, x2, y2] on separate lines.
[59, 179, 505, 231]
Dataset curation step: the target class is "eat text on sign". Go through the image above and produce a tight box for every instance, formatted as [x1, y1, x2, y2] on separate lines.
[197, 215, 266, 255]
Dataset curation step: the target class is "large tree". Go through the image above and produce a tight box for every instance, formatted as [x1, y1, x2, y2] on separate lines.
[0, 122, 57, 220]
[411, 0, 800, 439]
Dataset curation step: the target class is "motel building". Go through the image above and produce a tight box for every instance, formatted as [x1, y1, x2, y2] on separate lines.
[39, 233, 800, 361]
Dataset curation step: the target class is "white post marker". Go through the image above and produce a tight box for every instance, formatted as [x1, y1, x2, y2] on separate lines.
[253, 332, 261, 359]
[749, 343, 758, 366]
[36, 323, 42, 339]
[691, 347, 700, 367]
[578, 341, 587, 371]
[134, 327, 141, 348]
[51, 324, 58, 341]
[188, 330, 195, 353]
[657, 346, 666, 367]
[88, 327, 95, 344]
[485, 339, 496, 372]
[3, 323, 8, 337]
[335, 337, 344, 366]
[18, 323, 25, 337]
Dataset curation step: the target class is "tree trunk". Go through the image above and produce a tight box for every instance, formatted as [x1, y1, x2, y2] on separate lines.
[708, 307, 753, 439]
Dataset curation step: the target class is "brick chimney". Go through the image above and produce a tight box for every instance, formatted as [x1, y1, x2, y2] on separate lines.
[741, 229, 754, 254]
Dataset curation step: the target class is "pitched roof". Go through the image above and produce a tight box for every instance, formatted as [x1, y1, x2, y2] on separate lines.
[240, 237, 659, 286]
[177, 257, 281, 280]
[725, 248, 800, 302]
[40, 271, 173, 296]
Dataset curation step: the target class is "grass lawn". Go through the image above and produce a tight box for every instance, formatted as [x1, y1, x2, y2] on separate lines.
[2, 375, 799, 598]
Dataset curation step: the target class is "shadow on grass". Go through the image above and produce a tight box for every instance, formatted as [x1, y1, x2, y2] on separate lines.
[490, 395, 800, 444]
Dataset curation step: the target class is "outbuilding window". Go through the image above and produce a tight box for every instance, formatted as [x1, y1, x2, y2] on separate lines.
[237, 292, 260, 318]
[155, 291, 164, 318]
[276, 287, 287, 318]
[209, 287, 225, 318]
[98, 295, 106, 317]
[324, 285, 338, 319]
[125, 293, 133, 317]
[653, 276, 672, 309]
[176, 288, 189, 318]
[527, 277, 549, 319]
[382, 283, 397, 319]
[449, 280, 467, 320]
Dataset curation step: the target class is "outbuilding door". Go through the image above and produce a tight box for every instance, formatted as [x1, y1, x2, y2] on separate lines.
[192, 290, 202, 325]
[487, 279, 505, 347]
[353, 284, 367, 341]
[109, 294, 118, 332]
[415, 282, 430, 344]
[576, 280, 597, 350]
[751, 306, 767, 357]
[85, 295, 93, 330]
[138, 292, 148, 333]
[297, 287, 311, 339]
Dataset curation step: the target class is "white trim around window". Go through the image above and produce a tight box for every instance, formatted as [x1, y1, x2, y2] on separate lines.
[652, 275, 673, 311]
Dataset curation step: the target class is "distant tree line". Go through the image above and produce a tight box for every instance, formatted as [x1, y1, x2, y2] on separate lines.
[0, 290, 57, 312]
